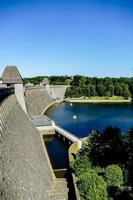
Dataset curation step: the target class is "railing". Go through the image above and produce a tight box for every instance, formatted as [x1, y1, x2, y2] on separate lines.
[53, 124, 82, 149]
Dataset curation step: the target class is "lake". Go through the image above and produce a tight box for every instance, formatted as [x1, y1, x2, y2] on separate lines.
[44, 102, 133, 169]
[46, 102, 133, 137]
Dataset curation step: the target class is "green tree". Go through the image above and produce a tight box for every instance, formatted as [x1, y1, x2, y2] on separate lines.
[105, 165, 124, 187]
[90, 85, 96, 96]
[106, 91, 111, 97]
[65, 87, 71, 97]
[122, 84, 131, 98]
[65, 78, 72, 85]
[79, 77, 86, 87]
[114, 84, 123, 96]
[80, 86, 88, 97]
[97, 84, 106, 96]
[108, 84, 114, 96]
[71, 75, 84, 86]
[73, 155, 91, 177]
[78, 170, 108, 200]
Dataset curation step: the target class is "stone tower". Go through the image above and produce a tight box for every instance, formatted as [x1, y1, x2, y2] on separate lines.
[2, 66, 27, 113]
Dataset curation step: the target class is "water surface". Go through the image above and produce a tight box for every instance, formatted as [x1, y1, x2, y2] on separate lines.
[46, 102, 133, 137]
[44, 135, 69, 169]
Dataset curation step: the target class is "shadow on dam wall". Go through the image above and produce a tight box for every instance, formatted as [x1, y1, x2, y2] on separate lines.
[43, 134, 77, 200]
[43, 134, 70, 172]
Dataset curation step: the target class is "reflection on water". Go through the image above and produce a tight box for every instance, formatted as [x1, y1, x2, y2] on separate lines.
[46, 102, 133, 137]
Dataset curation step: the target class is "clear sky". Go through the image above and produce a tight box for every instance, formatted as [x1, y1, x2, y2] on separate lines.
[0, 0, 133, 77]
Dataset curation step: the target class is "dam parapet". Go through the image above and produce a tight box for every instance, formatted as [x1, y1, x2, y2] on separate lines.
[1, 66, 27, 113]
[25, 86, 53, 116]
[0, 66, 74, 200]
[0, 94, 56, 199]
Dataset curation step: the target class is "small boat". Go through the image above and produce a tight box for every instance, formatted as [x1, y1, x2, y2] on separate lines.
[73, 115, 77, 119]
[70, 103, 73, 106]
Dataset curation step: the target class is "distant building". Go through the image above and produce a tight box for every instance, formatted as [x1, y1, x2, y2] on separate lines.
[41, 78, 49, 86]
[2, 66, 27, 113]
[2, 66, 23, 85]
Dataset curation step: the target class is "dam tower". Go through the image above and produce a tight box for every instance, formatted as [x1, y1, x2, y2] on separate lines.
[2, 66, 27, 113]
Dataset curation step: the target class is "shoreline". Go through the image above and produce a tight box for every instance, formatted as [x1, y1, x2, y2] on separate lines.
[65, 98, 131, 103]
[42, 97, 132, 116]
[42, 99, 64, 115]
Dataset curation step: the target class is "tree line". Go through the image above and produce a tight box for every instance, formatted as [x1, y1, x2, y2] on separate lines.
[72, 126, 133, 200]
[23, 75, 133, 98]
[66, 76, 133, 98]
[23, 75, 71, 85]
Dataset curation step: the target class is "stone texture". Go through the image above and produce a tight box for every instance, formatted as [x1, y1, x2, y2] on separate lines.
[0, 95, 54, 200]
[2, 66, 23, 84]
[48, 179, 69, 200]
[25, 88, 53, 116]
[14, 84, 27, 113]
[49, 85, 68, 99]
[0, 93, 69, 200]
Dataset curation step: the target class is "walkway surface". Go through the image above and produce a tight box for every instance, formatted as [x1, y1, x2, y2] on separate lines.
[48, 179, 69, 200]
[32, 115, 52, 126]
[53, 124, 82, 149]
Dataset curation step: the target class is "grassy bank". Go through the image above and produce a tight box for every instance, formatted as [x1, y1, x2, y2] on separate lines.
[69, 143, 79, 165]
[66, 96, 131, 103]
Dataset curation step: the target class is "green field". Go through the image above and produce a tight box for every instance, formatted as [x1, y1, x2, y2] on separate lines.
[90, 95, 130, 100]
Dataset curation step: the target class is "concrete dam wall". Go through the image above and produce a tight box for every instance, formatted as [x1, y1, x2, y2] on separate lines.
[49, 85, 68, 99]
[0, 95, 55, 200]
[25, 87, 53, 116]
[0, 66, 69, 200]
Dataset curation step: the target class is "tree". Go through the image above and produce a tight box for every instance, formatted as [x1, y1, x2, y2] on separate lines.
[65, 78, 72, 85]
[79, 77, 86, 88]
[108, 84, 114, 96]
[73, 155, 91, 177]
[71, 75, 84, 86]
[65, 87, 71, 97]
[114, 84, 123, 96]
[106, 91, 111, 97]
[80, 86, 89, 97]
[122, 84, 131, 99]
[105, 165, 124, 187]
[90, 85, 97, 96]
[102, 126, 122, 144]
[97, 84, 106, 96]
[125, 128, 133, 185]
[78, 170, 108, 200]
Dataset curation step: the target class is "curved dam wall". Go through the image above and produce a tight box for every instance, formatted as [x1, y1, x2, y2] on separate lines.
[49, 85, 68, 99]
[25, 87, 53, 116]
[0, 95, 54, 200]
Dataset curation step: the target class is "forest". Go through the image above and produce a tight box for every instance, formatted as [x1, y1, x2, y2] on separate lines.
[72, 126, 133, 200]
[23, 75, 133, 98]
[65, 76, 133, 98]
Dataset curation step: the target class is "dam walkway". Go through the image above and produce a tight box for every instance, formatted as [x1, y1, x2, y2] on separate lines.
[53, 124, 82, 149]
[32, 115, 82, 149]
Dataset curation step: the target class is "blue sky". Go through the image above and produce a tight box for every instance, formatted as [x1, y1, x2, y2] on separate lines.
[0, 0, 133, 77]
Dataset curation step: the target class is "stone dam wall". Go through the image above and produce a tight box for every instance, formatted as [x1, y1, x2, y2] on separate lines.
[25, 87, 53, 116]
[49, 85, 68, 99]
[0, 94, 55, 200]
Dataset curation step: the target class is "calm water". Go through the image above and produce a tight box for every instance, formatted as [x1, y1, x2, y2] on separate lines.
[46, 102, 133, 137]
[45, 102, 133, 169]
[44, 135, 69, 169]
